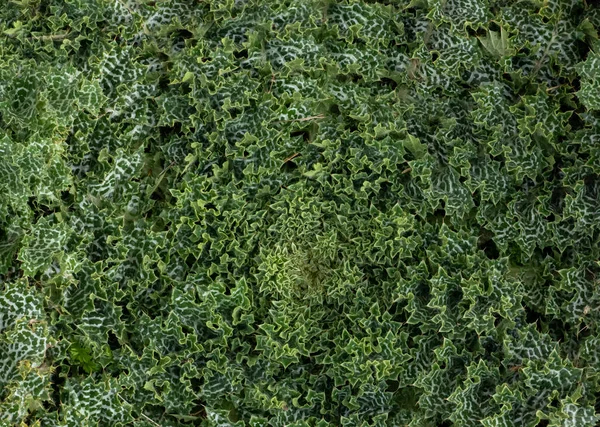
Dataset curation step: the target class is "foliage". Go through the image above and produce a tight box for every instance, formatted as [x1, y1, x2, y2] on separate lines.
[1, 0, 600, 426]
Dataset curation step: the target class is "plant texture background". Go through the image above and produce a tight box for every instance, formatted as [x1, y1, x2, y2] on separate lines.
[1, 0, 600, 426]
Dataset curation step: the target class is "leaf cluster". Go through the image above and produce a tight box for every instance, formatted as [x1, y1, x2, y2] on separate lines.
[1, 0, 600, 426]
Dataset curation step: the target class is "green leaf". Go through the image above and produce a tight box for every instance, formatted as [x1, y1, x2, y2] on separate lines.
[479, 27, 514, 58]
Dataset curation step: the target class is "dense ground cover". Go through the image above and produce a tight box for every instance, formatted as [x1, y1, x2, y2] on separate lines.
[1, 0, 600, 425]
